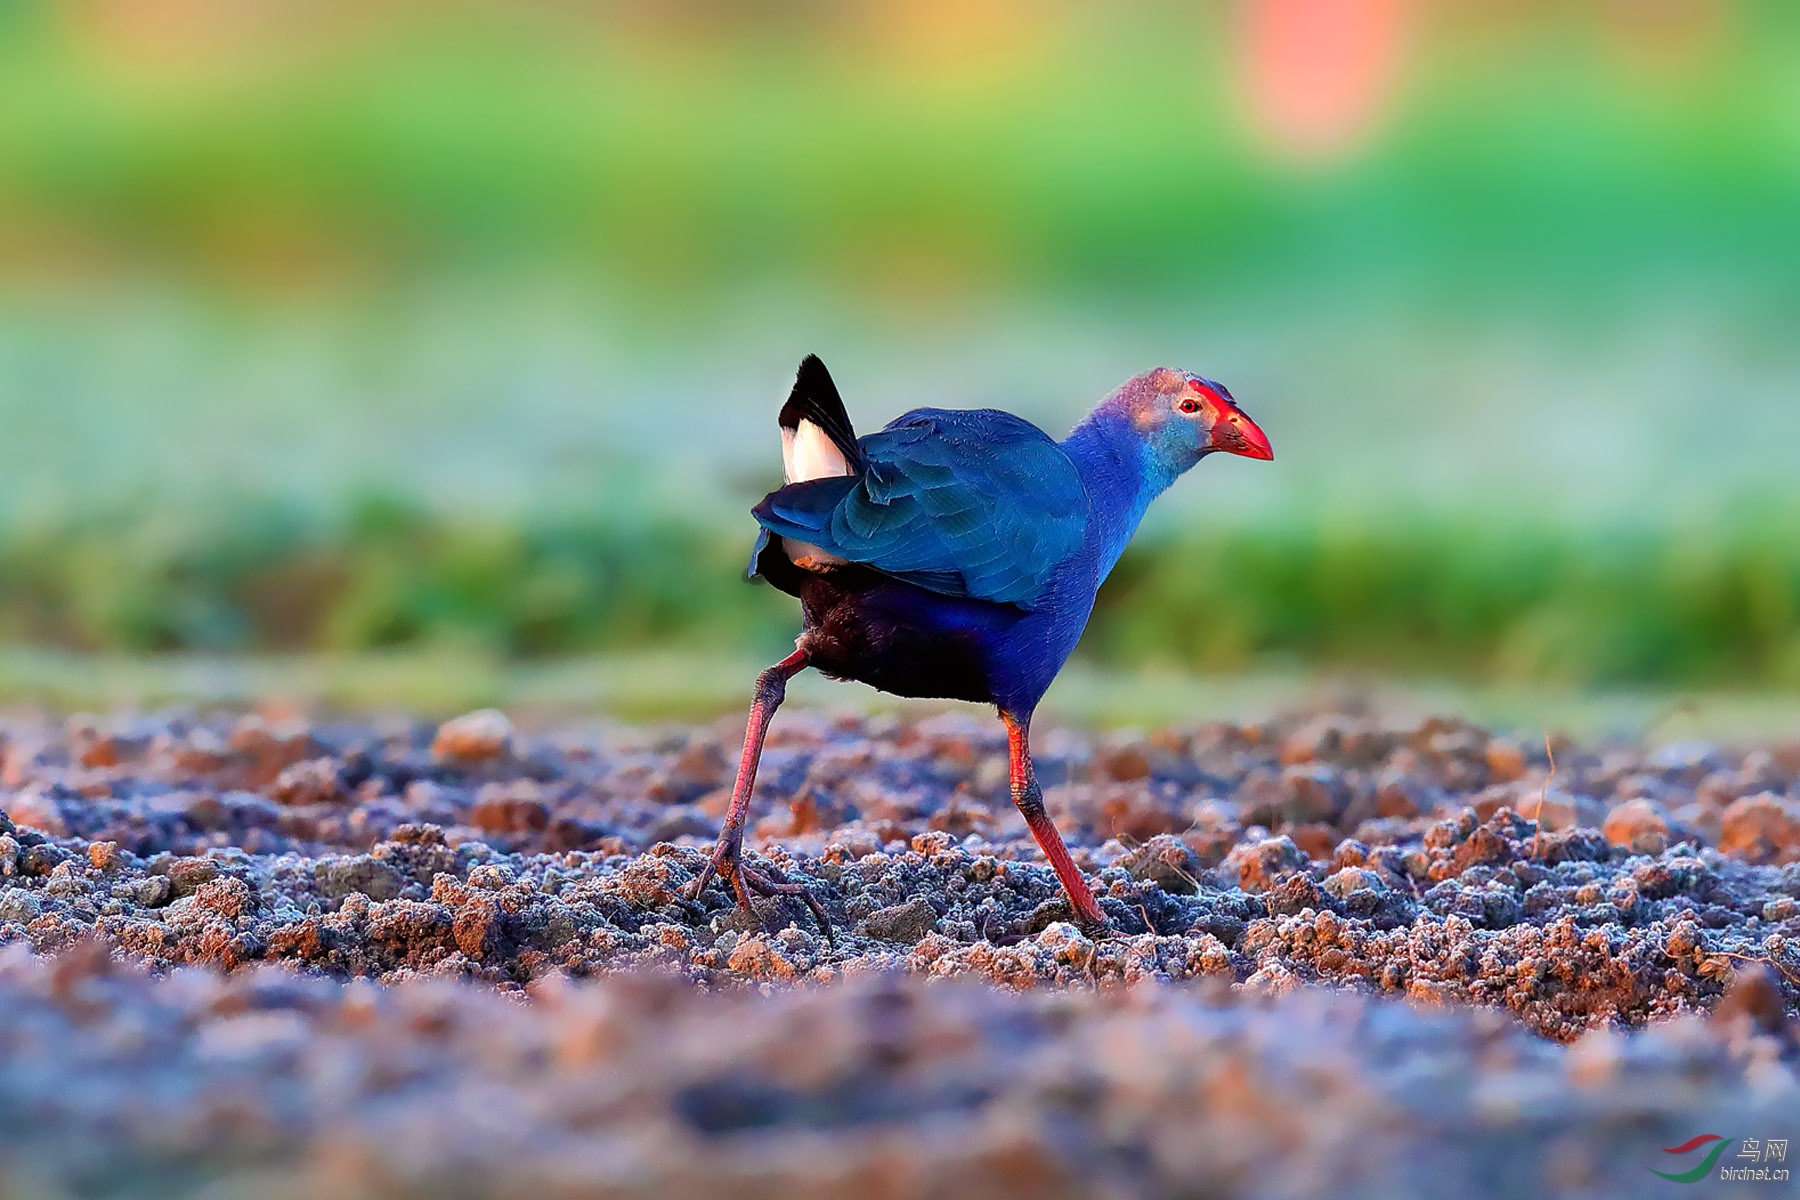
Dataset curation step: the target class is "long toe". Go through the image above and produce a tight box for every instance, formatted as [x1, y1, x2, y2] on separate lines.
[739, 862, 834, 946]
[1073, 910, 1113, 940]
[687, 833, 743, 902]
[686, 836, 833, 946]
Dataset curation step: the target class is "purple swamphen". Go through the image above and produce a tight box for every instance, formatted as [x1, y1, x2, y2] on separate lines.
[690, 356, 1273, 936]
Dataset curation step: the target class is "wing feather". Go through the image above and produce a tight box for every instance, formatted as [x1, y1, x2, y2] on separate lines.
[752, 408, 1089, 609]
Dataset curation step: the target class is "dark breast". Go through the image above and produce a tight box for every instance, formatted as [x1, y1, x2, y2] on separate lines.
[794, 567, 1005, 704]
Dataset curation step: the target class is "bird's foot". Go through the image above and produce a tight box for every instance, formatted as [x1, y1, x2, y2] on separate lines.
[1016, 895, 1113, 942]
[1073, 911, 1113, 941]
[688, 836, 834, 946]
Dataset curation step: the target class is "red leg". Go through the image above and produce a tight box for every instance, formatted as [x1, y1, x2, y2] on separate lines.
[1002, 710, 1109, 936]
[687, 648, 831, 940]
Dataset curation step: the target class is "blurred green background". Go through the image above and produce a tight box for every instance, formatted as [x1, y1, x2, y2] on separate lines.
[1, 0, 1798, 709]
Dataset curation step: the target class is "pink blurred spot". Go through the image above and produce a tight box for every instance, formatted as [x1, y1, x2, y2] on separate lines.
[1238, 0, 1412, 162]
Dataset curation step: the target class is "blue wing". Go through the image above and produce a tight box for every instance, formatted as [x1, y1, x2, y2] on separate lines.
[752, 408, 1089, 609]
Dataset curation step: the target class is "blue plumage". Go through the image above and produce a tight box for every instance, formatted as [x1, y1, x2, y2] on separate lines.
[752, 407, 1088, 609]
[696, 356, 1272, 938]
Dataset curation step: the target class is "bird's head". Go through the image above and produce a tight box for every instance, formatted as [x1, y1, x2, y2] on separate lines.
[1109, 366, 1272, 479]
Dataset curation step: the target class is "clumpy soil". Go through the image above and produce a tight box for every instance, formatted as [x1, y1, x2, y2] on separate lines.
[2, 943, 1794, 1200]
[3, 704, 1799, 1198]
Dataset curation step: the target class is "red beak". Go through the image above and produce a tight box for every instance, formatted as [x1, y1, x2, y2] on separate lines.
[1214, 406, 1273, 461]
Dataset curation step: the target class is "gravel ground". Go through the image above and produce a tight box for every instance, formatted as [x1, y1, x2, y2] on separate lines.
[2, 703, 1799, 1198]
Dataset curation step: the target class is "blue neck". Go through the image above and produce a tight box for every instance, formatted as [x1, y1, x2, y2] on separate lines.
[1061, 410, 1183, 583]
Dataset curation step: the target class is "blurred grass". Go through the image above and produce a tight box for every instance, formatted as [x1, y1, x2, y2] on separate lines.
[3, 496, 1797, 689]
[0, 2, 1796, 699]
[0, 496, 790, 659]
[1097, 517, 1800, 687]
[0, 2, 1795, 305]
[7, 646, 1800, 743]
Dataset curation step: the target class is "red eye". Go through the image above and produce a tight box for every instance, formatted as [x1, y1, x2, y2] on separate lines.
[1178, 397, 1201, 414]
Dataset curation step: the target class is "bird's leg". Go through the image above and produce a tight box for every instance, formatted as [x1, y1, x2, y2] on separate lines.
[687, 647, 832, 942]
[1002, 710, 1109, 937]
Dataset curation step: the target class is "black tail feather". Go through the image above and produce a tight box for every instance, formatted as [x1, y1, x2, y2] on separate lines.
[779, 354, 863, 469]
